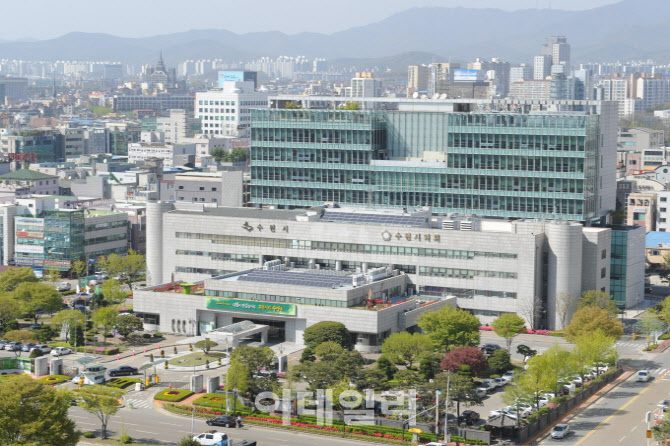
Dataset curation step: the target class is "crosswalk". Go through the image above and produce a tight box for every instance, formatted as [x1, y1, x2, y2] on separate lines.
[123, 397, 154, 410]
[616, 341, 646, 348]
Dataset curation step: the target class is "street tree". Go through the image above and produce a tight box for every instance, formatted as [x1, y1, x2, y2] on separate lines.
[51, 309, 86, 342]
[487, 350, 512, 374]
[0, 295, 21, 331]
[354, 368, 390, 391]
[303, 321, 350, 349]
[516, 344, 538, 362]
[99, 249, 146, 290]
[12, 282, 62, 323]
[518, 295, 543, 331]
[43, 267, 61, 285]
[418, 353, 442, 381]
[578, 290, 618, 316]
[392, 369, 423, 387]
[0, 267, 37, 292]
[440, 347, 487, 376]
[100, 280, 127, 306]
[574, 329, 617, 377]
[381, 332, 432, 370]
[540, 345, 573, 394]
[376, 356, 399, 380]
[226, 357, 249, 411]
[515, 354, 556, 410]
[75, 385, 126, 439]
[72, 259, 88, 278]
[114, 314, 143, 339]
[418, 305, 481, 351]
[0, 375, 79, 446]
[653, 417, 670, 443]
[638, 313, 665, 345]
[230, 345, 276, 397]
[92, 307, 120, 342]
[291, 359, 338, 390]
[491, 313, 526, 352]
[564, 306, 623, 341]
[195, 339, 218, 355]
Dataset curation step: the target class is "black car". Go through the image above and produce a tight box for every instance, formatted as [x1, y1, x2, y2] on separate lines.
[458, 410, 480, 426]
[107, 366, 138, 377]
[481, 344, 503, 356]
[206, 415, 238, 428]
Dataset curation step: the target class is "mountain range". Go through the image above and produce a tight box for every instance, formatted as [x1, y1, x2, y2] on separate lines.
[0, 0, 667, 66]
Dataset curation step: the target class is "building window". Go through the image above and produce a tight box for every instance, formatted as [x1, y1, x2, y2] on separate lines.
[212, 187, 217, 191]
[600, 287, 606, 292]
[601, 249, 607, 259]
[662, 208, 667, 212]
[601, 267, 607, 279]
[199, 187, 205, 190]
[661, 218, 667, 223]
[662, 197, 668, 202]
[652, 250, 661, 255]
[178, 186, 183, 190]
[212, 198, 217, 202]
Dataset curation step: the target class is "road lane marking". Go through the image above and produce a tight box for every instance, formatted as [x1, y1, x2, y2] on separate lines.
[619, 436, 627, 442]
[572, 376, 656, 446]
[632, 425, 638, 432]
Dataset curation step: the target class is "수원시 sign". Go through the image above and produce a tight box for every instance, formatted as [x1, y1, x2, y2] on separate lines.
[206, 298, 296, 316]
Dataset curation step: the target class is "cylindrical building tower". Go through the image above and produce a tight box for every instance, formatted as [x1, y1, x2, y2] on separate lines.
[146, 201, 174, 286]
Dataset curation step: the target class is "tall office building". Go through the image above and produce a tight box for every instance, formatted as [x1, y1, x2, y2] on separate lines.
[534, 56, 552, 80]
[349, 72, 382, 98]
[407, 65, 431, 97]
[250, 98, 618, 223]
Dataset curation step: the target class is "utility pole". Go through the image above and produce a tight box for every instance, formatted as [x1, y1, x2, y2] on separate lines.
[435, 390, 440, 442]
[444, 372, 451, 443]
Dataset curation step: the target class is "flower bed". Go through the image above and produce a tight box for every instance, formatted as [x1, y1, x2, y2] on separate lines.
[479, 326, 560, 337]
[37, 374, 71, 385]
[160, 404, 479, 444]
[106, 378, 141, 389]
[154, 389, 194, 402]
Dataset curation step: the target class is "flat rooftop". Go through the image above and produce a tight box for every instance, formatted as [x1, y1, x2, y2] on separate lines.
[217, 268, 357, 290]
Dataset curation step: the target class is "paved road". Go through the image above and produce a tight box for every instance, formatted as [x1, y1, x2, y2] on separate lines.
[70, 404, 380, 446]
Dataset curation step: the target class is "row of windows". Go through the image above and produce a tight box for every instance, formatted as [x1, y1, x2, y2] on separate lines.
[468, 309, 515, 318]
[418, 266, 517, 279]
[200, 108, 236, 113]
[448, 154, 588, 173]
[85, 233, 127, 246]
[448, 133, 590, 153]
[420, 286, 517, 299]
[202, 116, 238, 121]
[175, 267, 234, 276]
[176, 250, 258, 263]
[85, 220, 127, 231]
[173, 232, 517, 260]
[199, 100, 236, 106]
[86, 246, 127, 258]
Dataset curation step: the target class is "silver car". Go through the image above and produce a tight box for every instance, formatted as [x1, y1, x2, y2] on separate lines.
[551, 424, 570, 439]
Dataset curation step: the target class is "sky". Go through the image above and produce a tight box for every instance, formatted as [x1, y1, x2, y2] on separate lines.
[1, 0, 621, 41]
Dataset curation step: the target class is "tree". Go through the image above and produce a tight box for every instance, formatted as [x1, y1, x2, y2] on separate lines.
[0, 296, 21, 331]
[69, 325, 84, 348]
[639, 313, 666, 345]
[341, 102, 360, 110]
[43, 267, 60, 285]
[564, 306, 623, 341]
[284, 101, 302, 109]
[0, 267, 37, 292]
[72, 259, 88, 278]
[418, 354, 442, 381]
[661, 252, 670, 285]
[440, 347, 487, 376]
[230, 345, 275, 397]
[92, 307, 120, 342]
[376, 356, 399, 380]
[514, 354, 556, 410]
[516, 344, 537, 362]
[418, 305, 481, 351]
[381, 332, 432, 369]
[195, 340, 218, 354]
[292, 360, 338, 390]
[518, 295, 543, 331]
[314, 341, 345, 362]
[540, 345, 573, 394]
[578, 290, 618, 316]
[573, 329, 617, 377]
[12, 282, 63, 323]
[75, 385, 126, 439]
[36, 325, 56, 343]
[212, 148, 248, 163]
[555, 291, 576, 330]
[653, 418, 670, 442]
[354, 368, 390, 391]
[51, 309, 86, 342]
[0, 375, 79, 446]
[303, 321, 350, 349]
[491, 314, 526, 352]
[431, 372, 482, 418]
[29, 348, 43, 358]
[487, 350, 512, 374]
[100, 280, 127, 306]
[4, 330, 38, 348]
[299, 346, 315, 363]
[99, 250, 146, 290]
[226, 357, 249, 409]
[114, 315, 143, 338]
[392, 369, 424, 387]
[609, 209, 625, 225]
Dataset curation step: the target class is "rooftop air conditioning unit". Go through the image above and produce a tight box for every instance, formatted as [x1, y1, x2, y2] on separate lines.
[442, 220, 456, 230]
[460, 220, 473, 231]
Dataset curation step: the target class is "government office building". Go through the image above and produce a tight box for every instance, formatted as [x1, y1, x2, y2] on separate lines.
[250, 98, 617, 223]
[137, 202, 614, 348]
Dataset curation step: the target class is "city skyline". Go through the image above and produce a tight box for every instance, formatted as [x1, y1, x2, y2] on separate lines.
[1, 0, 620, 41]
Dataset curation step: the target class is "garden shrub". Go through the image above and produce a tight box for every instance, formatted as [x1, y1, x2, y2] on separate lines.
[154, 389, 194, 402]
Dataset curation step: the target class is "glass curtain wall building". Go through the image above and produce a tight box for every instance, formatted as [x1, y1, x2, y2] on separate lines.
[250, 99, 617, 222]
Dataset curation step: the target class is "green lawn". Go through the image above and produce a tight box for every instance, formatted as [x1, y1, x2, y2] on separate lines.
[106, 378, 141, 389]
[170, 352, 225, 367]
[37, 375, 71, 385]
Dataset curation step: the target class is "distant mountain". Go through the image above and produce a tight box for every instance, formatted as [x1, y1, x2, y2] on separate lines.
[0, 0, 668, 64]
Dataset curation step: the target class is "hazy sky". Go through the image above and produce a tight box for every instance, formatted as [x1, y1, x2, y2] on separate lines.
[1, 0, 621, 40]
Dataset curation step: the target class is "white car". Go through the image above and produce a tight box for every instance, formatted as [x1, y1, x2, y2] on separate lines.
[551, 424, 570, 439]
[493, 378, 507, 387]
[51, 347, 72, 356]
[636, 370, 651, 382]
[592, 365, 609, 375]
[488, 408, 518, 420]
[501, 371, 515, 383]
[193, 431, 228, 446]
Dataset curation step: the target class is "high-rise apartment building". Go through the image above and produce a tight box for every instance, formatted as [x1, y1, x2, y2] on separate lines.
[349, 72, 382, 98]
[250, 98, 618, 222]
[407, 65, 431, 97]
[534, 56, 552, 80]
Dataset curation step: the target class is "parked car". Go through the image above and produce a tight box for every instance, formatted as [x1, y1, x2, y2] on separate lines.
[458, 410, 480, 426]
[193, 431, 228, 446]
[493, 378, 507, 388]
[474, 387, 487, 398]
[592, 365, 609, 375]
[29, 323, 43, 330]
[51, 347, 72, 356]
[636, 370, 651, 382]
[488, 408, 517, 420]
[501, 371, 515, 383]
[107, 366, 138, 377]
[481, 343, 503, 357]
[57, 282, 72, 292]
[0, 340, 7, 350]
[31, 344, 52, 353]
[206, 415, 238, 428]
[113, 274, 126, 281]
[551, 424, 570, 439]
[477, 382, 495, 394]
[95, 272, 108, 280]
[482, 378, 499, 389]
[21, 343, 36, 352]
[4, 342, 21, 351]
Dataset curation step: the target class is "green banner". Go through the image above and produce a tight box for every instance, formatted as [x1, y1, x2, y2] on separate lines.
[206, 297, 296, 316]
